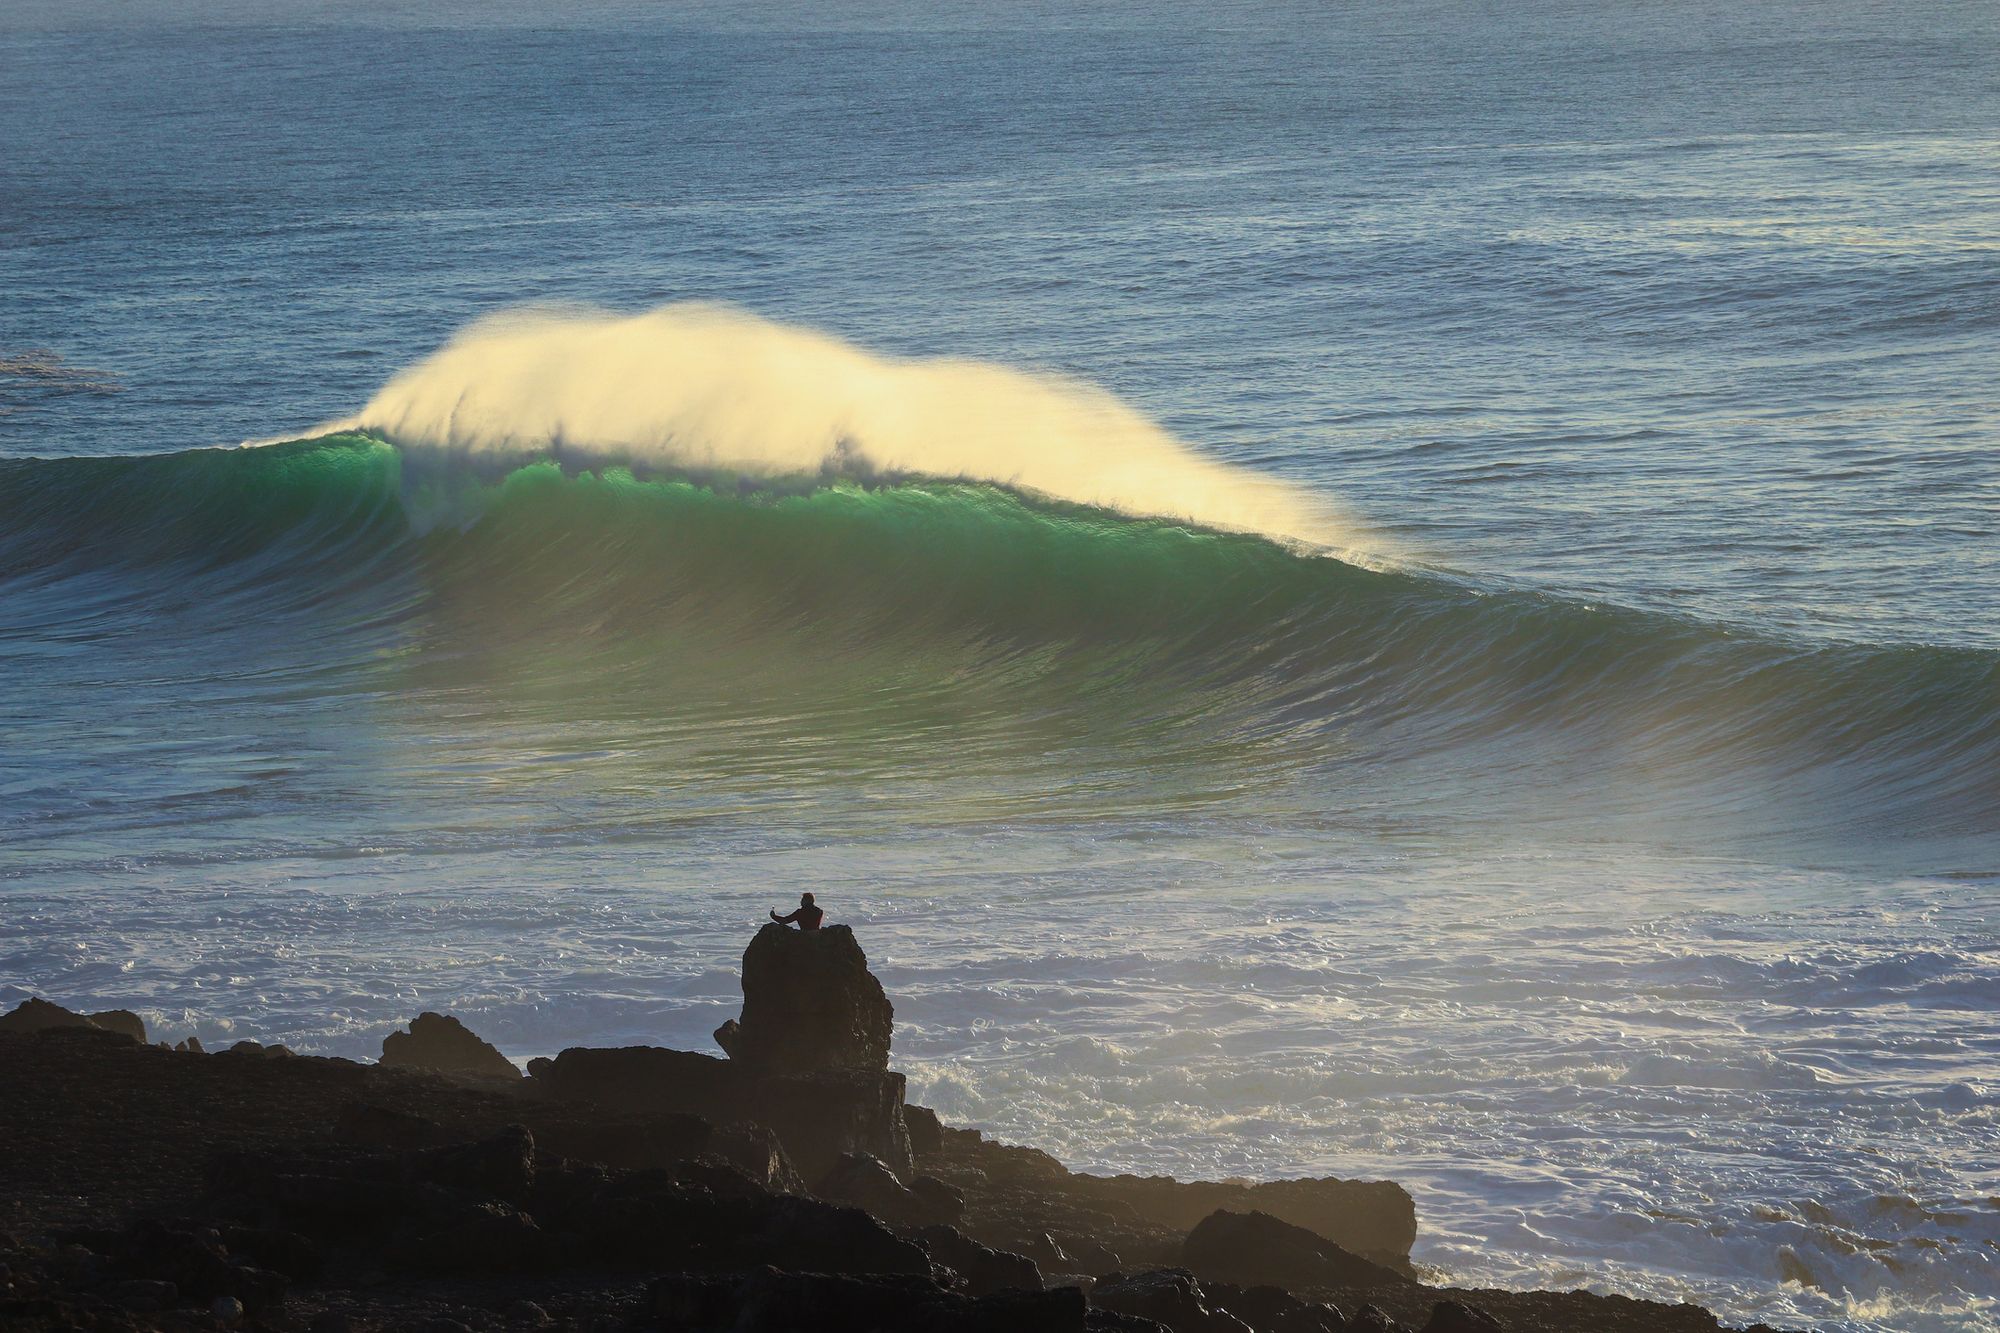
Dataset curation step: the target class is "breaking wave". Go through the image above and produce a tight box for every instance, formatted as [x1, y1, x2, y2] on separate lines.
[1, 426, 1994, 861]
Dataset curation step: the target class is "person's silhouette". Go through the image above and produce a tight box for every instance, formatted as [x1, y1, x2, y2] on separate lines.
[770, 892, 824, 931]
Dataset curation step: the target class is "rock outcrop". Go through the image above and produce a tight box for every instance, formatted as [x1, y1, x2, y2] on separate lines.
[1421, 1300, 1506, 1333]
[817, 1152, 967, 1228]
[1094, 1268, 1254, 1333]
[1084, 1173, 1417, 1273]
[0, 1006, 1766, 1333]
[0, 997, 146, 1043]
[912, 1119, 1419, 1282]
[714, 923, 894, 1073]
[379, 1012, 520, 1081]
[1183, 1210, 1412, 1293]
[528, 1044, 913, 1179]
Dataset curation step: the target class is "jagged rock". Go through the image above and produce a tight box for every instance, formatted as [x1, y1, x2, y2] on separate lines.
[912, 1224, 1042, 1296]
[1089, 1314, 1173, 1333]
[1088, 1173, 1417, 1272]
[419, 1124, 537, 1200]
[1093, 1269, 1253, 1333]
[530, 1044, 912, 1179]
[1183, 1211, 1411, 1293]
[911, 1174, 967, 1226]
[380, 1012, 520, 1081]
[0, 998, 144, 1043]
[1345, 1305, 1404, 1332]
[536, 1110, 804, 1194]
[175, 1036, 206, 1054]
[1420, 1300, 1504, 1333]
[1275, 1302, 1350, 1333]
[1206, 1282, 1346, 1333]
[85, 1010, 147, 1042]
[221, 1040, 295, 1058]
[714, 923, 893, 1073]
[907, 1103, 945, 1157]
[647, 1267, 1086, 1333]
[713, 1122, 807, 1195]
[747, 1193, 935, 1276]
[818, 1152, 958, 1226]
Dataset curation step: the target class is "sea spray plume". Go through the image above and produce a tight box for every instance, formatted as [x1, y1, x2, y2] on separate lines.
[347, 303, 1373, 554]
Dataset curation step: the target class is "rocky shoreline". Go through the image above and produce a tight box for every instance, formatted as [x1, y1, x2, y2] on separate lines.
[0, 926, 1787, 1333]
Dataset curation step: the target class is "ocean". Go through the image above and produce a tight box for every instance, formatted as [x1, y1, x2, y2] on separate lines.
[2, 2, 1997, 1329]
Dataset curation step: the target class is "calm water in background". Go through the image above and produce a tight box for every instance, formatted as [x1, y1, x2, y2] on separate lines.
[3, 3, 1998, 1329]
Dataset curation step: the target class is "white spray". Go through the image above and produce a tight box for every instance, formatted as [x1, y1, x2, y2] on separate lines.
[334, 303, 1368, 553]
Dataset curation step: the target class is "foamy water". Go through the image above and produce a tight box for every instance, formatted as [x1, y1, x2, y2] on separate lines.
[3, 845, 1994, 1331]
[4, 3, 1998, 1331]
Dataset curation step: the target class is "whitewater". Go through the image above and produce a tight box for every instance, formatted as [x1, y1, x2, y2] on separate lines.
[4, 2, 1998, 1331]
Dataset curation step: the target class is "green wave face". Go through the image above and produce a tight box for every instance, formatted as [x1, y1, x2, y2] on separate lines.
[2, 433, 1996, 858]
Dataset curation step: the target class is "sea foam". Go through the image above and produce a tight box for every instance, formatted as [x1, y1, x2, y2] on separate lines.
[339, 302, 1371, 555]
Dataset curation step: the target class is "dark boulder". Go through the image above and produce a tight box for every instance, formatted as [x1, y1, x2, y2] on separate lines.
[1080, 1173, 1416, 1273]
[1206, 1282, 1346, 1333]
[745, 1193, 934, 1276]
[911, 1224, 1043, 1296]
[910, 1174, 967, 1226]
[85, 1009, 147, 1042]
[1093, 1269, 1253, 1333]
[1419, 1300, 1504, 1333]
[530, 1044, 912, 1179]
[0, 998, 144, 1043]
[379, 1012, 520, 1081]
[1183, 1211, 1411, 1294]
[817, 1153, 960, 1227]
[1345, 1306, 1405, 1332]
[714, 923, 892, 1073]
[906, 1103, 945, 1157]
[533, 1108, 804, 1194]
[417, 1124, 536, 1201]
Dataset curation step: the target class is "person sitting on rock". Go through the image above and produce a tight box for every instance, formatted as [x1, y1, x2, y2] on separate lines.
[769, 892, 824, 931]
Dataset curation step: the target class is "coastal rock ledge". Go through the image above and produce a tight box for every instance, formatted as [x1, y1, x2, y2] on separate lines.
[0, 958, 1791, 1333]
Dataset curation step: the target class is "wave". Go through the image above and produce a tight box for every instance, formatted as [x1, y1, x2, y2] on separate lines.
[334, 302, 1374, 557]
[2, 430, 1995, 860]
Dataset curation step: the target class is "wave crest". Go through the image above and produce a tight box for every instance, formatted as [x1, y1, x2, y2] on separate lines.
[343, 302, 1374, 556]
